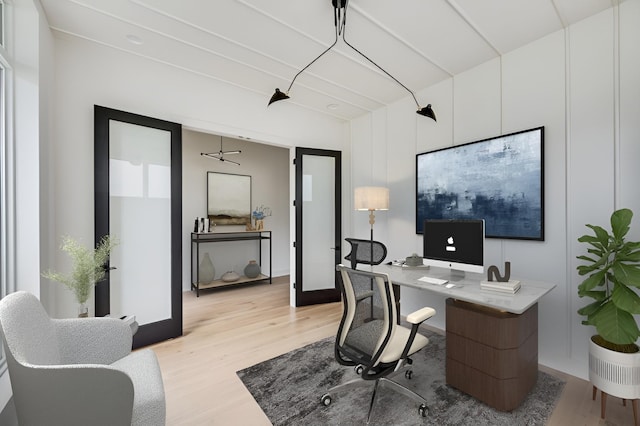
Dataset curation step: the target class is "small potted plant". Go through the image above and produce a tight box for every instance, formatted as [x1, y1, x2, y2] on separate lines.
[42, 235, 118, 317]
[576, 208, 640, 405]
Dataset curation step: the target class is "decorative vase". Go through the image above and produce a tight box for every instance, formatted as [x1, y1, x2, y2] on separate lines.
[78, 303, 89, 318]
[199, 252, 215, 284]
[221, 271, 240, 282]
[244, 260, 261, 278]
[255, 219, 264, 230]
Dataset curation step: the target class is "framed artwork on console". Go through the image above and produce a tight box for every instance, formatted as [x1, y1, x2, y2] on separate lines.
[416, 126, 544, 240]
[207, 172, 251, 226]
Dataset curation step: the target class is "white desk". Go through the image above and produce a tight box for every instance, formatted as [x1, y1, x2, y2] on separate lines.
[370, 264, 556, 411]
[370, 264, 555, 314]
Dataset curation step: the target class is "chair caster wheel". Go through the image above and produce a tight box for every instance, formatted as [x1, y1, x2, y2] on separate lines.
[418, 404, 428, 417]
[321, 394, 332, 406]
[405, 370, 413, 380]
[355, 365, 364, 375]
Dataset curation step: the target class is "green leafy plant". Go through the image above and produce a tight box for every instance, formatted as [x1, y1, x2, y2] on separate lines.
[577, 208, 640, 349]
[42, 235, 118, 305]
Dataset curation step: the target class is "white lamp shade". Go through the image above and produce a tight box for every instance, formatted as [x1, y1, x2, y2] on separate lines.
[354, 186, 389, 211]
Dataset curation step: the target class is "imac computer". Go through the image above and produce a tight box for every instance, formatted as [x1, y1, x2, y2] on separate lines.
[422, 219, 485, 278]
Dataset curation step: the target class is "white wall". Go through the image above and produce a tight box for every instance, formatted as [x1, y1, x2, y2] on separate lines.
[45, 34, 347, 317]
[349, 2, 640, 380]
[181, 130, 290, 289]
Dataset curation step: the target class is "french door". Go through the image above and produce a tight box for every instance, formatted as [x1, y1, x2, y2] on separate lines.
[94, 105, 182, 348]
[295, 147, 342, 306]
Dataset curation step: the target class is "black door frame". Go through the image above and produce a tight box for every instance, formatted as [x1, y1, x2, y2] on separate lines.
[94, 105, 182, 348]
[294, 147, 342, 306]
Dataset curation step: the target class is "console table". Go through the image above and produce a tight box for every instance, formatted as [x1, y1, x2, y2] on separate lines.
[370, 264, 555, 411]
[190, 231, 272, 297]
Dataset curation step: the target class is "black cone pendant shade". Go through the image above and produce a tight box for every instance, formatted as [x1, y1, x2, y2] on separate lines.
[417, 104, 436, 121]
[267, 0, 437, 122]
[268, 88, 290, 106]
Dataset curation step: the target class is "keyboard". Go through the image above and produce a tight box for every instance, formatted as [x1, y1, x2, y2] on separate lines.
[418, 276, 449, 285]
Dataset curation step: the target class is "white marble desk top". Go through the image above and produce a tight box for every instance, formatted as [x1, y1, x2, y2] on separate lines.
[369, 264, 556, 315]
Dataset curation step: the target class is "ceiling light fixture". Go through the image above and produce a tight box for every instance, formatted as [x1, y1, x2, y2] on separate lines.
[268, 0, 436, 121]
[201, 139, 242, 166]
[125, 34, 144, 45]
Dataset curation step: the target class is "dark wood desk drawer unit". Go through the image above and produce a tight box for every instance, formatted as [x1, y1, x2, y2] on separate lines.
[445, 298, 538, 411]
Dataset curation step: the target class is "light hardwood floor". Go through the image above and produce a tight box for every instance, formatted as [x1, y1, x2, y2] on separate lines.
[150, 277, 635, 426]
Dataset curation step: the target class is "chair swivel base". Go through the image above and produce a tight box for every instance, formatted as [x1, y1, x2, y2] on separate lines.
[321, 367, 428, 424]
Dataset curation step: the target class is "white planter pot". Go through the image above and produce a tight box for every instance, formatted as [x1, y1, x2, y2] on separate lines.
[589, 337, 640, 399]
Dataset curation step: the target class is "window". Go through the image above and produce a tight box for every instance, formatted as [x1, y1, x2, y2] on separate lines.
[0, 1, 4, 47]
[0, 0, 12, 377]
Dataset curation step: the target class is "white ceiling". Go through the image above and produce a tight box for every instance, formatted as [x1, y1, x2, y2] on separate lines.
[39, 0, 620, 121]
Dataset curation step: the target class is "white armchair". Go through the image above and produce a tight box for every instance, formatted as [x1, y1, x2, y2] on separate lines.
[0, 291, 166, 426]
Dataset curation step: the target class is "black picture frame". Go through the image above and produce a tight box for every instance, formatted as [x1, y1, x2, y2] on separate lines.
[416, 126, 544, 240]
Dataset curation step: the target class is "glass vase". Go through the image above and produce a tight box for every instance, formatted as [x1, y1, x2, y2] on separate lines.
[78, 303, 89, 318]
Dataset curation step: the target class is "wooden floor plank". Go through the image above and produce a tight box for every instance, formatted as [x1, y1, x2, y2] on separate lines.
[150, 276, 634, 426]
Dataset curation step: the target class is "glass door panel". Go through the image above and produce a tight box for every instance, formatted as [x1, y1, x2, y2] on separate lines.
[108, 121, 172, 324]
[295, 148, 341, 306]
[94, 105, 182, 348]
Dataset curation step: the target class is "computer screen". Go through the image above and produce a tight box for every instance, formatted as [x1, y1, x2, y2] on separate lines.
[422, 219, 484, 275]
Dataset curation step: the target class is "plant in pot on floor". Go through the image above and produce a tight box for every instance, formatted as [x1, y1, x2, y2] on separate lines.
[576, 208, 640, 422]
[43, 235, 118, 317]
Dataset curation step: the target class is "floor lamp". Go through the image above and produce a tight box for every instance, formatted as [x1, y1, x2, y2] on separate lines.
[354, 186, 389, 265]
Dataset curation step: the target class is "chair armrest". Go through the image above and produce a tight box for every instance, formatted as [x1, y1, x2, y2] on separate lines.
[53, 317, 132, 364]
[10, 362, 134, 426]
[406, 307, 436, 325]
[397, 307, 436, 362]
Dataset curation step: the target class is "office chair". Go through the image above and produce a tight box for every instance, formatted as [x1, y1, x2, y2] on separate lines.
[321, 264, 436, 423]
[0, 291, 166, 426]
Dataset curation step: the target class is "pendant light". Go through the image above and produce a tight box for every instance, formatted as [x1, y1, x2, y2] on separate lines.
[268, 0, 436, 121]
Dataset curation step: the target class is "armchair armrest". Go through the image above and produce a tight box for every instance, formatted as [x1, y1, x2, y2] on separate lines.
[406, 307, 436, 325]
[10, 361, 134, 426]
[53, 317, 132, 365]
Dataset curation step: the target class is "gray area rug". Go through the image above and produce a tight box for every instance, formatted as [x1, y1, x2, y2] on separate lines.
[237, 331, 565, 425]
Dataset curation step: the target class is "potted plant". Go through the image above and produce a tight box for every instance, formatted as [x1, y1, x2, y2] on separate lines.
[576, 208, 640, 406]
[42, 235, 118, 317]
[251, 205, 272, 230]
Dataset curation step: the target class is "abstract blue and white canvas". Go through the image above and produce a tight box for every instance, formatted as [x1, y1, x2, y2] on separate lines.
[417, 127, 544, 240]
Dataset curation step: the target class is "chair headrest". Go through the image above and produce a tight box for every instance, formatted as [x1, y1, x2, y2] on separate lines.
[344, 238, 387, 268]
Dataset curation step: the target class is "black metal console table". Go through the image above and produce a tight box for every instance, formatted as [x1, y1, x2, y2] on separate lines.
[190, 231, 272, 297]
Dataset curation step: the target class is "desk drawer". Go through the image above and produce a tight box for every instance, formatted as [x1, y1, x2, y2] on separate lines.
[445, 298, 539, 411]
[445, 298, 538, 349]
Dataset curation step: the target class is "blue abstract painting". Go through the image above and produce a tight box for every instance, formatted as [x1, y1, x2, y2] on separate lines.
[416, 127, 544, 240]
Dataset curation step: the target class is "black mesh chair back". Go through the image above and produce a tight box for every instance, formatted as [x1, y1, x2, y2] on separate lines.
[334, 266, 395, 374]
[344, 238, 387, 269]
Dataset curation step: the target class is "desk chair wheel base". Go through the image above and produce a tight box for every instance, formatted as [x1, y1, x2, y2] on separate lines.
[405, 370, 413, 380]
[355, 365, 364, 375]
[321, 394, 332, 406]
[419, 404, 428, 417]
